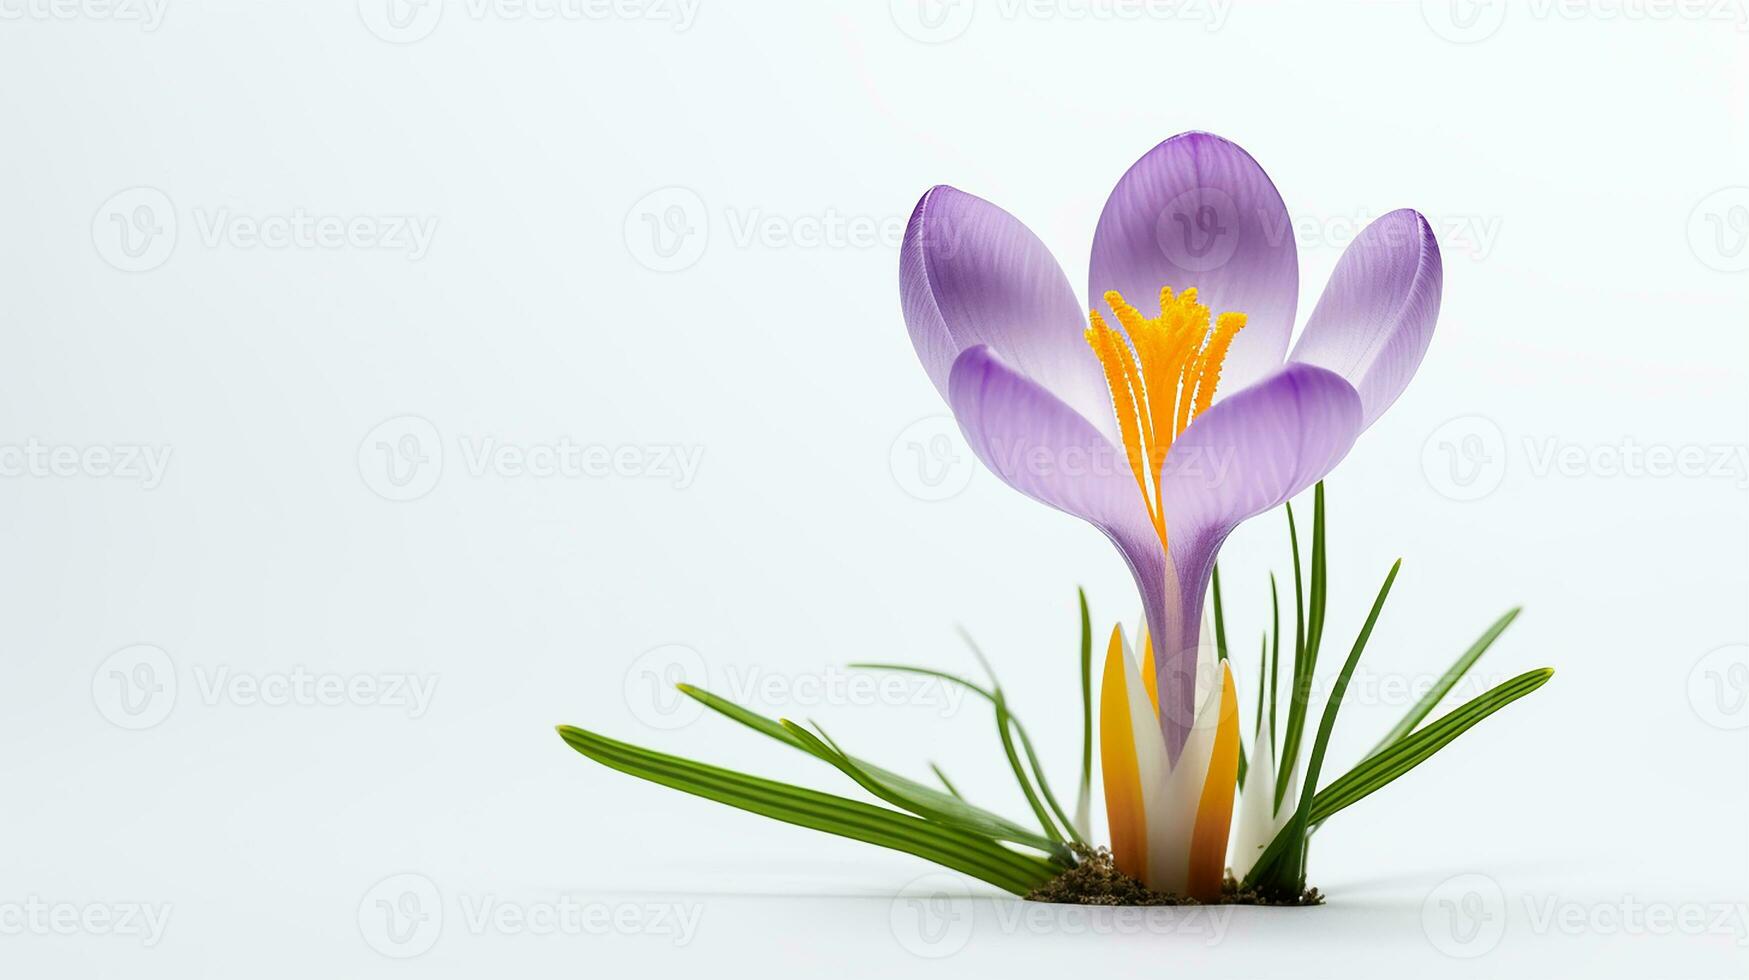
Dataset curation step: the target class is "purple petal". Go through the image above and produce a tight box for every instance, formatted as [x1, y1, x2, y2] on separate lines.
[947, 345, 1175, 659]
[1290, 209, 1443, 429]
[1150, 364, 1363, 754]
[902, 186, 1116, 442]
[1089, 132, 1298, 395]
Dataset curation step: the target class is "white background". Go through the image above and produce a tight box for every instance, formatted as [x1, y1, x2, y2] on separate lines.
[2, 1, 1746, 976]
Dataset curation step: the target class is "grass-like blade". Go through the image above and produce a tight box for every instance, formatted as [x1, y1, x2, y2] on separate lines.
[931, 762, 963, 800]
[1254, 633, 1268, 741]
[778, 718, 1048, 852]
[1275, 493, 1316, 811]
[676, 683, 1058, 854]
[1212, 565, 1230, 663]
[1269, 559, 1400, 890]
[1214, 564, 1249, 789]
[1242, 665, 1552, 887]
[1076, 587, 1093, 839]
[1364, 607, 1522, 759]
[991, 687, 1068, 845]
[849, 661, 1083, 846]
[956, 631, 1075, 845]
[1268, 572, 1280, 756]
[1305, 483, 1330, 680]
[556, 725, 1060, 894]
[1313, 667, 1554, 824]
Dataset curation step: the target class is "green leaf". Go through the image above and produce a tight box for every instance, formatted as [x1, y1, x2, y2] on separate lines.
[1365, 607, 1522, 759]
[1305, 483, 1330, 675]
[556, 725, 1060, 894]
[848, 661, 1083, 846]
[1272, 559, 1401, 889]
[1077, 587, 1093, 837]
[990, 687, 1067, 845]
[676, 683, 804, 746]
[1253, 632, 1268, 742]
[931, 763, 962, 800]
[1012, 715, 1084, 846]
[1212, 564, 1230, 663]
[779, 718, 1059, 854]
[1268, 572, 1281, 756]
[953, 632, 1064, 843]
[1276, 494, 1316, 811]
[1313, 667, 1554, 824]
[675, 683, 1059, 855]
[1242, 665, 1553, 887]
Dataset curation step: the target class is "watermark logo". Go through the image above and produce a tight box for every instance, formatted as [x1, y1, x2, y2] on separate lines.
[360, 0, 445, 42]
[1688, 644, 1749, 730]
[890, 0, 976, 42]
[890, 415, 975, 502]
[358, 417, 704, 500]
[93, 188, 437, 269]
[359, 415, 444, 502]
[1425, 417, 1749, 501]
[360, 0, 698, 40]
[359, 873, 443, 958]
[622, 649, 971, 730]
[1155, 187, 1240, 274]
[93, 187, 176, 273]
[92, 644, 177, 731]
[358, 874, 702, 954]
[891, 0, 1229, 39]
[94, 647, 439, 728]
[1422, 415, 1509, 501]
[625, 186, 709, 272]
[1421, 0, 1509, 42]
[1424, 0, 1749, 42]
[889, 873, 974, 958]
[1423, 872, 1507, 957]
[1687, 187, 1749, 273]
[625, 190, 937, 268]
[623, 644, 709, 730]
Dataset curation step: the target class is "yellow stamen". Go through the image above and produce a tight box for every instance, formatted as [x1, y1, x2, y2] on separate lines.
[1083, 285, 1248, 551]
[1193, 312, 1247, 417]
[1085, 313, 1158, 533]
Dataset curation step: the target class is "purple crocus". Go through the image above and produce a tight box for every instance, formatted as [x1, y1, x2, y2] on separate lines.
[900, 132, 1442, 762]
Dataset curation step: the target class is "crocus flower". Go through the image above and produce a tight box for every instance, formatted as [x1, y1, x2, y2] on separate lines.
[899, 132, 1441, 897]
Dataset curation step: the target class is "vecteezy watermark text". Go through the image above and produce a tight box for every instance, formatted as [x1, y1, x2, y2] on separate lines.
[93, 644, 439, 730]
[622, 645, 971, 730]
[359, 0, 700, 43]
[0, 439, 172, 489]
[0, 898, 173, 947]
[1423, 872, 1749, 957]
[1423, 415, 1749, 501]
[1422, 0, 1749, 44]
[888, 873, 1233, 958]
[0, 0, 168, 29]
[889, 0, 1232, 44]
[357, 416, 705, 502]
[92, 187, 439, 272]
[358, 873, 701, 958]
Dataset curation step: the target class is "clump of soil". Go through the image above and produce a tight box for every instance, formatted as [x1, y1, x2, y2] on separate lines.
[1025, 845, 1323, 907]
